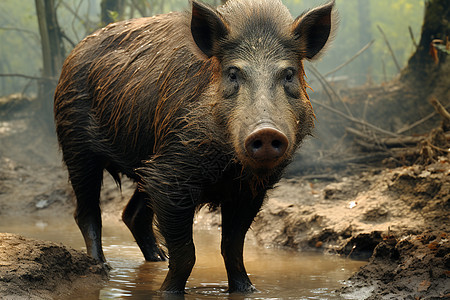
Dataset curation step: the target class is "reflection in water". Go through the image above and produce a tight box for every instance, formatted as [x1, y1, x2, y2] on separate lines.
[0, 216, 365, 299]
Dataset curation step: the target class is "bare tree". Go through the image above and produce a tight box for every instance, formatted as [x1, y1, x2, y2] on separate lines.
[35, 0, 65, 128]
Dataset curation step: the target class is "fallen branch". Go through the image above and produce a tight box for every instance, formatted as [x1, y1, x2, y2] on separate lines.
[429, 96, 450, 123]
[348, 126, 450, 145]
[310, 99, 400, 137]
[347, 124, 450, 166]
[396, 111, 437, 134]
[396, 101, 450, 134]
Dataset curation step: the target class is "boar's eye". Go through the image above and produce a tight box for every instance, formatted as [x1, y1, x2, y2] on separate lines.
[223, 67, 240, 98]
[283, 68, 300, 99]
[228, 67, 239, 82]
[284, 68, 295, 83]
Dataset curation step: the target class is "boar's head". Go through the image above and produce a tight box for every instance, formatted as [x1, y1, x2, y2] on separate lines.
[190, 0, 335, 176]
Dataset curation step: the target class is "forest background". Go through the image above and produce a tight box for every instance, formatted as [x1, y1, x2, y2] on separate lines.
[0, 0, 424, 99]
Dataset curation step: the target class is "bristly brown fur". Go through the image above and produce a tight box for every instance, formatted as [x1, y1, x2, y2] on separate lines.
[54, 0, 335, 293]
[54, 12, 223, 180]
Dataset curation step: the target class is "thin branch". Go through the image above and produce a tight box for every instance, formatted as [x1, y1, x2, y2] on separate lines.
[72, 0, 84, 42]
[377, 25, 401, 72]
[310, 98, 400, 137]
[429, 96, 450, 122]
[60, 1, 84, 23]
[408, 25, 418, 48]
[397, 112, 436, 134]
[0, 73, 57, 82]
[323, 40, 375, 78]
[396, 102, 450, 134]
[61, 30, 76, 48]
[306, 64, 354, 117]
[130, 0, 148, 17]
[306, 65, 334, 103]
[0, 26, 38, 37]
[346, 127, 430, 147]
[0, 26, 41, 44]
[60, 0, 94, 37]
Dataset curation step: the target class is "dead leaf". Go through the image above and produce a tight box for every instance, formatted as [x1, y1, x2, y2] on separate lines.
[427, 241, 439, 250]
[417, 280, 431, 292]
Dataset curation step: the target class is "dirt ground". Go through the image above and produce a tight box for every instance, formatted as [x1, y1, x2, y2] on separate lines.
[0, 233, 106, 300]
[0, 101, 449, 299]
[254, 160, 450, 299]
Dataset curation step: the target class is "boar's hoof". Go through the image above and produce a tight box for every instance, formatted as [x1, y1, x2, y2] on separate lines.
[244, 127, 288, 168]
[228, 283, 257, 294]
[144, 245, 167, 262]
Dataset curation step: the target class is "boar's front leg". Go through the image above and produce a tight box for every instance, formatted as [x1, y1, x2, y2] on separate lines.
[155, 202, 196, 293]
[221, 190, 265, 293]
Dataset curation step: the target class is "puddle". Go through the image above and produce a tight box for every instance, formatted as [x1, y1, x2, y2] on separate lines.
[0, 216, 366, 299]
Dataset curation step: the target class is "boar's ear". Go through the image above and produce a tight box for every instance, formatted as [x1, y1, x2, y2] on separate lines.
[292, 0, 335, 60]
[191, 0, 228, 58]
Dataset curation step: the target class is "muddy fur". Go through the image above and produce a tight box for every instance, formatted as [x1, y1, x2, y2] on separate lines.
[54, 0, 335, 293]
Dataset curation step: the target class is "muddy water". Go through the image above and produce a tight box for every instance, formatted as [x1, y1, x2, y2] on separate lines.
[0, 216, 365, 299]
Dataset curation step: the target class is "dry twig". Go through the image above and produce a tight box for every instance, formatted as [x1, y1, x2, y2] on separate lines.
[429, 96, 450, 125]
[377, 25, 401, 72]
[310, 99, 399, 137]
[324, 40, 375, 78]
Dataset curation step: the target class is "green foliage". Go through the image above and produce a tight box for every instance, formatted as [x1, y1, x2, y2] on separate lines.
[107, 10, 120, 22]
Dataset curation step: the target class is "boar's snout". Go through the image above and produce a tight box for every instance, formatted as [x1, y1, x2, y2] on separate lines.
[244, 127, 289, 169]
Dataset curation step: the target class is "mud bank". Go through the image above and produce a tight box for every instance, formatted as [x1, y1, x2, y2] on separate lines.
[0, 233, 106, 299]
[251, 158, 450, 299]
[340, 231, 450, 299]
[253, 158, 449, 256]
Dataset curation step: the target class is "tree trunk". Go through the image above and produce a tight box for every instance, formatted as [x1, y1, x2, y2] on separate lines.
[35, 0, 65, 130]
[395, 0, 450, 128]
[402, 0, 450, 82]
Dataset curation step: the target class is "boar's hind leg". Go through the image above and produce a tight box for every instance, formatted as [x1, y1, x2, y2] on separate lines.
[122, 188, 166, 261]
[221, 192, 265, 293]
[67, 156, 106, 263]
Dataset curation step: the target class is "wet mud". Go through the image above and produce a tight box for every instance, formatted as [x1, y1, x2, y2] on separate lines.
[0, 233, 106, 299]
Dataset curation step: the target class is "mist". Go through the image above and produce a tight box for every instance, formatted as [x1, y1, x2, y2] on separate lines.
[0, 0, 426, 170]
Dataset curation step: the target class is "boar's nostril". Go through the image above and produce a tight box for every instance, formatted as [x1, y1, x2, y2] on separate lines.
[252, 140, 263, 150]
[271, 139, 282, 149]
[244, 128, 289, 165]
